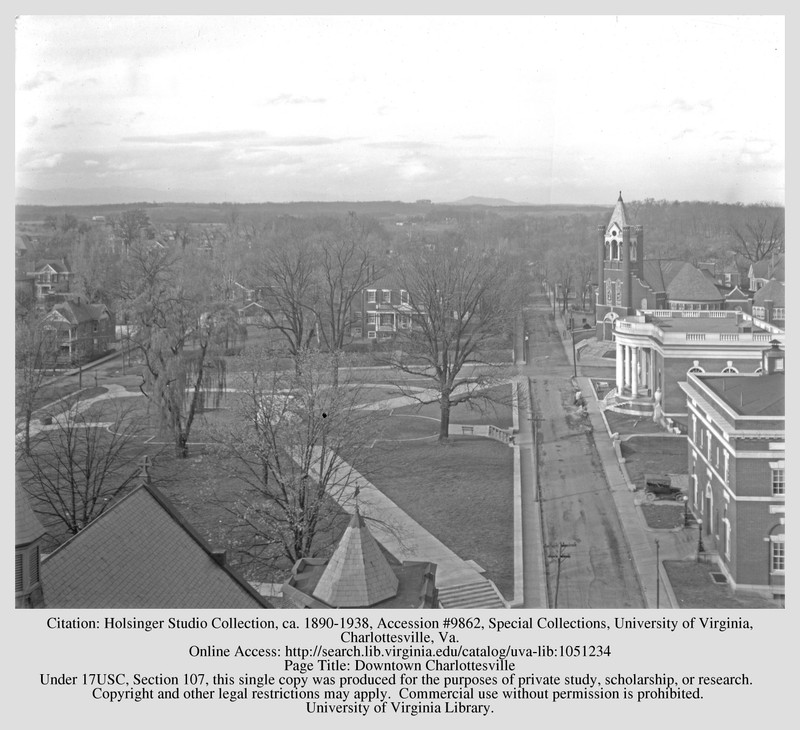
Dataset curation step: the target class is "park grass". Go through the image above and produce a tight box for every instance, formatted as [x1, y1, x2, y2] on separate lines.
[363, 436, 514, 599]
[23, 368, 515, 596]
[621, 436, 688, 490]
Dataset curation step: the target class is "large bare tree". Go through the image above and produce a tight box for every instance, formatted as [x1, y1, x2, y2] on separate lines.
[211, 349, 381, 576]
[380, 241, 517, 442]
[18, 395, 153, 537]
[730, 211, 785, 264]
[15, 313, 59, 455]
[121, 244, 227, 458]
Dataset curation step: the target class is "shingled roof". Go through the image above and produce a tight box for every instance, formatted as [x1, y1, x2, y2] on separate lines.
[16, 484, 47, 547]
[312, 509, 399, 607]
[642, 260, 722, 302]
[606, 192, 630, 233]
[753, 279, 785, 308]
[40, 483, 270, 609]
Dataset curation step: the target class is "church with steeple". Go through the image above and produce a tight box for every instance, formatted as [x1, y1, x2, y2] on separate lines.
[595, 192, 726, 340]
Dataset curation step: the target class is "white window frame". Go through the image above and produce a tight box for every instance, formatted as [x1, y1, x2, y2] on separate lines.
[367, 331, 377, 339]
[382, 289, 392, 304]
[366, 289, 376, 304]
[752, 306, 766, 318]
[400, 289, 409, 305]
[770, 537, 785, 574]
[771, 467, 785, 496]
[773, 307, 785, 319]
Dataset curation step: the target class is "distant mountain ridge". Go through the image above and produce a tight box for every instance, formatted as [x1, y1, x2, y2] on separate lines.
[446, 196, 524, 207]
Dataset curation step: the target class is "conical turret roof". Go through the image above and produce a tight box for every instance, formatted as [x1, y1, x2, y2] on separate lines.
[312, 509, 399, 607]
[607, 191, 629, 233]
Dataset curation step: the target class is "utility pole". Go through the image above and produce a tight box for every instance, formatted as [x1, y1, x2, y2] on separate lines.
[546, 541, 577, 608]
[655, 539, 660, 608]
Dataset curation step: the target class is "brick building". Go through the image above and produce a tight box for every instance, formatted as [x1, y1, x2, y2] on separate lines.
[612, 309, 784, 417]
[595, 193, 727, 340]
[679, 343, 784, 600]
[350, 279, 415, 340]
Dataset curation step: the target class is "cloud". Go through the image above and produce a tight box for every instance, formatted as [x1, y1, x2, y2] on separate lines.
[22, 152, 64, 170]
[264, 93, 326, 105]
[84, 159, 100, 166]
[122, 130, 347, 147]
[365, 140, 439, 150]
[19, 70, 57, 91]
[669, 97, 713, 113]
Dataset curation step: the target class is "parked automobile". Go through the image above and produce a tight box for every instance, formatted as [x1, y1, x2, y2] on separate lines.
[644, 474, 688, 502]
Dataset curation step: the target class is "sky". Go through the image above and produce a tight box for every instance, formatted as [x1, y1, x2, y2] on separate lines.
[14, 15, 785, 206]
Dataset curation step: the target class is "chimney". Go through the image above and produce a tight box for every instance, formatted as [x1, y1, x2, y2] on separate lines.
[211, 549, 227, 566]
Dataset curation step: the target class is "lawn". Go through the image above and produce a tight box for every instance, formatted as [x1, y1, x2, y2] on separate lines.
[362, 436, 514, 599]
[663, 561, 781, 609]
[21, 368, 515, 598]
[621, 436, 688, 490]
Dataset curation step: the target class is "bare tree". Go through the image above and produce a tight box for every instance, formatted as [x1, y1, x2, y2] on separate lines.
[380, 242, 516, 442]
[211, 349, 381, 575]
[730, 211, 785, 264]
[121, 244, 227, 458]
[313, 213, 383, 382]
[251, 228, 319, 367]
[15, 313, 59, 455]
[112, 208, 151, 255]
[18, 395, 154, 537]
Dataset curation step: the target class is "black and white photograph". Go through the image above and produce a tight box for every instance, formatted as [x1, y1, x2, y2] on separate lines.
[11, 9, 788, 724]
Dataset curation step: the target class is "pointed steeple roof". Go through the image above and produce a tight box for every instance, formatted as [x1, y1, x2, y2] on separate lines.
[607, 191, 629, 233]
[312, 509, 399, 607]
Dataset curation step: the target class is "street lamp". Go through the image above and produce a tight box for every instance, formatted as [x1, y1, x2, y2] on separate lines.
[696, 517, 705, 560]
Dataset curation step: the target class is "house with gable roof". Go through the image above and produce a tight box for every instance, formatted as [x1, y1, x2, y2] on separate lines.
[43, 297, 116, 365]
[18, 478, 271, 609]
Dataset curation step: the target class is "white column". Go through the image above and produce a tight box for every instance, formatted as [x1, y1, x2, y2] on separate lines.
[642, 349, 649, 390]
[631, 347, 640, 397]
[616, 342, 624, 392]
[623, 345, 631, 392]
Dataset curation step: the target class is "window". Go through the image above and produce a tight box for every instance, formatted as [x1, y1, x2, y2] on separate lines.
[366, 290, 376, 304]
[724, 452, 729, 484]
[721, 366, 738, 374]
[752, 306, 766, 318]
[773, 307, 785, 319]
[399, 315, 411, 328]
[379, 313, 394, 327]
[606, 285, 612, 304]
[367, 313, 377, 325]
[615, 285, 621, 305]
[367, 331, 377, 339]
[771, 540, 785, 573]
[772, 468, 785, 496]
[400, 289, 409, 305]
[382, 290, 392, 304]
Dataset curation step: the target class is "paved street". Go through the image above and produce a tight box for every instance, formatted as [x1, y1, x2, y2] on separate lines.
[520, 294, 645, 608]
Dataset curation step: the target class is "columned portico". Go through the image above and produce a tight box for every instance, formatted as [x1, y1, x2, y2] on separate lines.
[614, 339, 655, 400]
